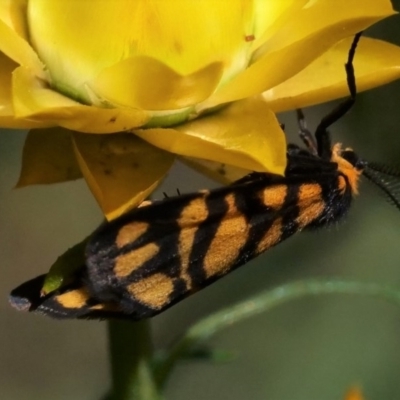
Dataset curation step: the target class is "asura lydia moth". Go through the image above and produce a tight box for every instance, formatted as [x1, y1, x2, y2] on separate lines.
[10, 33, 400, 320]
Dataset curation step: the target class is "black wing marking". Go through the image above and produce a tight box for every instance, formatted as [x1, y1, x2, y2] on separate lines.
[9, 166, 349, 320]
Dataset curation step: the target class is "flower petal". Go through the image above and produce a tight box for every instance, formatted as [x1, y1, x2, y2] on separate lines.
[28, 0, 261, 100]
[264, 37, 400, 112]
[181, 156, 249, 185]
[90, 57, 223, 110]
[135, 98, 286, 175]
[0, 52, 51, 128]
[0, 18, 44, 76]
[12, 66, 150, 132]
[16, 127, 82, 187]
[201, 0, 396, 109]
[72, 133, 175, 220]
[0, 0, 29, 39]
[250, 0, 309, 52]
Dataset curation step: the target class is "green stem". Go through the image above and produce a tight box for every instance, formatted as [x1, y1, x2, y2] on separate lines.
[154, 279, 400, 387]
[107, 319, 161, 400]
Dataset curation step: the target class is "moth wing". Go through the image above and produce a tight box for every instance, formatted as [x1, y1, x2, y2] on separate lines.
[9, 269, 131, 320]
[85, 185, 285, 318]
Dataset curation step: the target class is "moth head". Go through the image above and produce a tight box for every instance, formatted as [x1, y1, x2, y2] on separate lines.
[340, 148, 367, 172]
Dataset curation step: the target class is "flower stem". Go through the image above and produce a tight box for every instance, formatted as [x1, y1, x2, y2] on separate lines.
[154, 279, 400, 387]
[107, 319, 161, 400]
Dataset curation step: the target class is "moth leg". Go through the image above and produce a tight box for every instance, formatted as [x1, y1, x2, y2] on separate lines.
[314, 32, 362, 159]
[232, 171, 275, 185]
[296, 108, 318, 156]
[163, 188, 182, 199]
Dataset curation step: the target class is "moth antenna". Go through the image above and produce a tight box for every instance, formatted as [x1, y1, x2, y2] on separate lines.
[315, 32, 363, 159]
[367, 162, 400, 178]
[163, 192, 169, 199]
[363, 166, 400, 211]
[176, 188, 181, 196]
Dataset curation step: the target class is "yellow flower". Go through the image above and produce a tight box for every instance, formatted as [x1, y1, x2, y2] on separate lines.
[1, 0, 400, 219]
[344, 386, 364, 400]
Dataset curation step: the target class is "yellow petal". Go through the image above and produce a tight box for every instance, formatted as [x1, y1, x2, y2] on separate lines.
[250, 0, 309, 52]
[90, 57, 223, 110]
[0, 52, 51, 128]
[180, 157, 249, 185]
[135, 98, 286, 175]
[0, 19, 44, 77]
[201, 0, 395, 109]
[16, 128, 82, 187]
[0, 0, 29, 40]
[72, 133, 175, 220]
[12, 66, 149, 133]
[261, 0, 395, 56]
[264, 37, 400, 112]
[28, 0, 258, 100]
[0, 52, 17, 109]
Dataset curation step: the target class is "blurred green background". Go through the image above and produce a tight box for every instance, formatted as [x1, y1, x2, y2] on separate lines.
[2, 8, 400, 400]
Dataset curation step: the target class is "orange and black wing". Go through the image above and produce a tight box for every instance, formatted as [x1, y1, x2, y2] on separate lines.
[10, 168, 349, 320]
[9, 269, 126, 320]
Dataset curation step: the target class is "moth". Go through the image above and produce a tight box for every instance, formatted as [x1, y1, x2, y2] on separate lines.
[10, 33, 400, 320]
